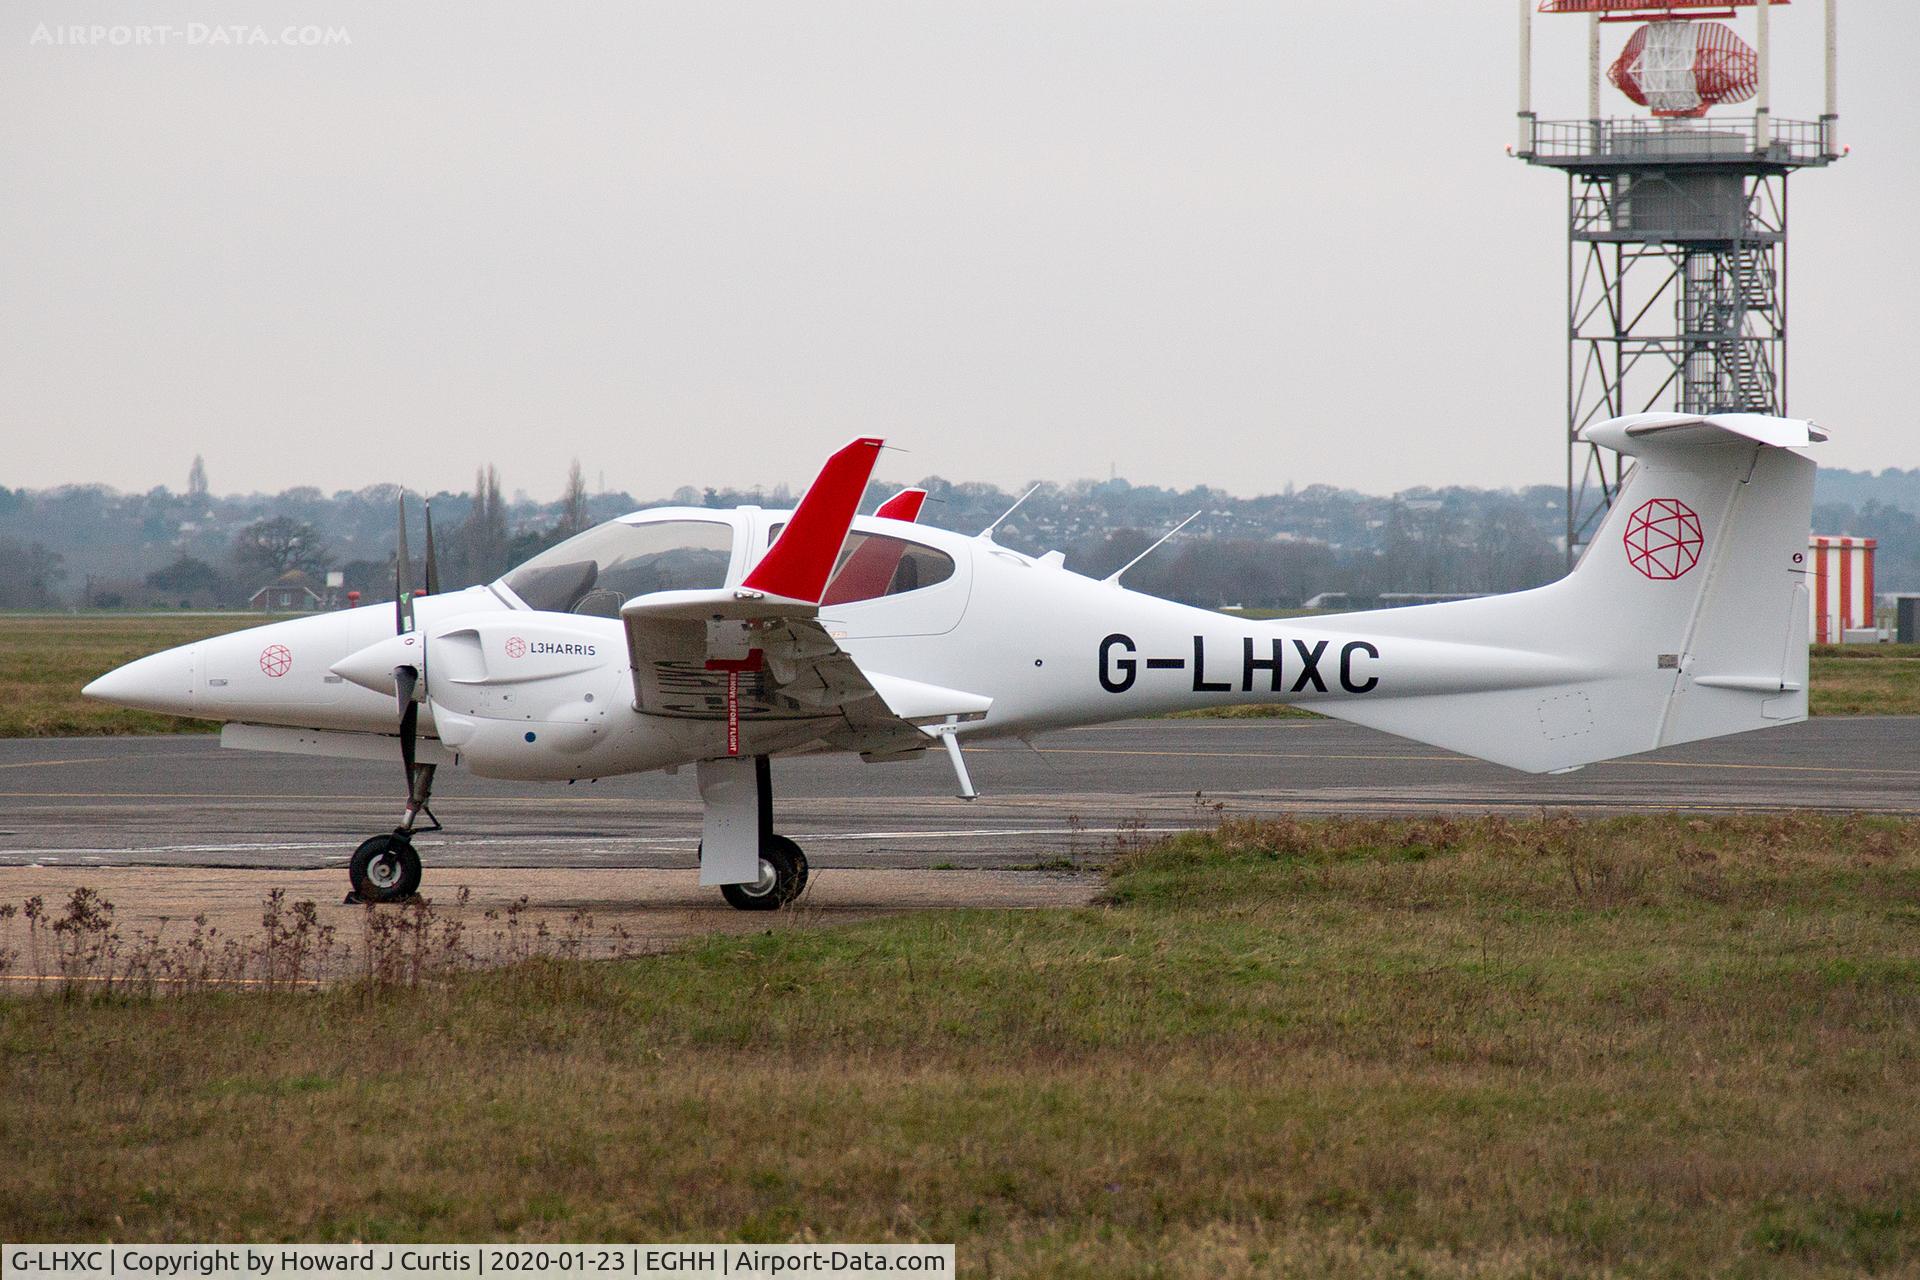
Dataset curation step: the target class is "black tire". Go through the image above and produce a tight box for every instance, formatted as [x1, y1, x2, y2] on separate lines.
[720, 834, 809, 911]
[349, 833, 422, 903]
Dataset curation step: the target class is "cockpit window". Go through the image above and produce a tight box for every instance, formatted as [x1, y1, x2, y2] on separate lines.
[502, 520, 734, 617]
[823, 532, 955, 604]
[763, 526, 956, 606]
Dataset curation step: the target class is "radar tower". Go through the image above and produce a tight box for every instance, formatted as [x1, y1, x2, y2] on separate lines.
[1516, 0, 1842, 563]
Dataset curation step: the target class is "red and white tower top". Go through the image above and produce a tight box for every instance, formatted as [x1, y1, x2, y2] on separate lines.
[1539, 1, 1785, 13]
[1519, 0, 1836, 155]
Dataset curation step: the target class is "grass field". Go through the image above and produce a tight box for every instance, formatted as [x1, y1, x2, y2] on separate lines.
[4, 813, 1918, 1275]
[0, 613, 291, 736]
[1810, 643, 1920, 715]
[4, 615, 1917, 737]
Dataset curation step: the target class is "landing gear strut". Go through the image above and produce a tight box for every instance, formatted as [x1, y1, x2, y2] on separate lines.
[697, 755, 811, 910]
[347, 761, 439, 904]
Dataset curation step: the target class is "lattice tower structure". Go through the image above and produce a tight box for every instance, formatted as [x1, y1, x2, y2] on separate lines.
[1517, 0, 1840, 564]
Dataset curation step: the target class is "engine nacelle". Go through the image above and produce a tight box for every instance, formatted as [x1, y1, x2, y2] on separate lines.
[420, 612, 629, 778]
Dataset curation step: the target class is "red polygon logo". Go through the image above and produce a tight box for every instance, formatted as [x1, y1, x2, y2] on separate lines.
[259, 644, 293, 677]
[504, 636, 527, 659]
[1623, 498, 1703, 581]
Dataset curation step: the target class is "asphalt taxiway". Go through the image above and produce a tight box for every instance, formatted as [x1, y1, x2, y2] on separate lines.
[0, 716, 1912, 872]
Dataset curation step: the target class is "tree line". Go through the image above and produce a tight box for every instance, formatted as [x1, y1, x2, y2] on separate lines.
[1, 456, 1912, 612]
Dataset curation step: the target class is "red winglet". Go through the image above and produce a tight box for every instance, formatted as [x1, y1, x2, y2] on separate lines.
[875, 487, 927, 522]
[742, 437, 884, 603]
[822, 536, 907, 605]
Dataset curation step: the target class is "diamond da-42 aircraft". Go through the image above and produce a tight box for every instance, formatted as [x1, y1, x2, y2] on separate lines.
[84, 413, 1826, 907]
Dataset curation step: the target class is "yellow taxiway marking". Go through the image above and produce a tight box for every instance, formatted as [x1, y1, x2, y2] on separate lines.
[1021, 746, 1461, 763]
[0, 756, 119, 771]
[1602, 758, 1920, 776]
[1023, 746, 1920, 777]
[0, 791, 663, 803]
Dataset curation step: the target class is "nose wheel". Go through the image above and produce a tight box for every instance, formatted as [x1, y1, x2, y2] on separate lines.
[345, 759, 439, 904]
[349, 832, 422, 903]
[718, 834, 810, 911]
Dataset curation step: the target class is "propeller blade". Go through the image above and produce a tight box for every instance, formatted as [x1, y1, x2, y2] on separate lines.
[393, 660, 420, 786]
[394, 493, 414, 635]
[423, 498, 440, 597]
[392, 664, 418, 718]
[399, 697, 418, 779]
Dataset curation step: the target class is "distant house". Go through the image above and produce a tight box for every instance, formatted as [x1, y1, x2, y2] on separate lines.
[249, 571, 324, 611]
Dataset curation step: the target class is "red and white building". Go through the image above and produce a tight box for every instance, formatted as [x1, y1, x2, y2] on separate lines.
[1807, 535, 1877, 644]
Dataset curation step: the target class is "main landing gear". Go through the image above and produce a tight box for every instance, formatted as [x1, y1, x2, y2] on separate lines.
[715, 834, 810, 911]
[698, 755, 810, 911]
[346, 761, 439, 904]
[344, 752, 814, 911]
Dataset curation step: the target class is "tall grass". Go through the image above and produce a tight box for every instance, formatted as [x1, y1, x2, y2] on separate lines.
[0, 887, 647, 994]
[3, 813, 1917, 1277]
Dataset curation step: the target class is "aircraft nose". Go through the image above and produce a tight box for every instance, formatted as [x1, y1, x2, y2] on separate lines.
[81, 645, 198, 716]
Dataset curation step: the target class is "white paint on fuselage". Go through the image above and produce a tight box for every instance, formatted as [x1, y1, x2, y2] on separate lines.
[82, 509, 1585, 781]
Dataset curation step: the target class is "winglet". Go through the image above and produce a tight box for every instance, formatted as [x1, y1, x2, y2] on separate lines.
[875, 488, 928, 522]
[742, 437, 885, 603]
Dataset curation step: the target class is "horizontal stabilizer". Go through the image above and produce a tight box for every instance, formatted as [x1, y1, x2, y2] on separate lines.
[1583, 412, 1828, 456]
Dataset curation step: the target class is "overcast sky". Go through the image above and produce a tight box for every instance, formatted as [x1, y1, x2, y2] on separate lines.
[2, 2, 1912, 501]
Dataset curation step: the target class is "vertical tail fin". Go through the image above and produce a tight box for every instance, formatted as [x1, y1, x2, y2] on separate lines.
[1295, 414, 1824, 772]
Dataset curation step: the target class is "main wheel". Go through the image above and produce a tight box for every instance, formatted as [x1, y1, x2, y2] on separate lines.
[349, 832, 422, 903]
[720, 834, 809, 911]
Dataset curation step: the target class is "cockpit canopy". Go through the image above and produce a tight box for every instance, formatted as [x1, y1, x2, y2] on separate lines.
[502, 519, 733, 617]
[498, 513, 959, 619]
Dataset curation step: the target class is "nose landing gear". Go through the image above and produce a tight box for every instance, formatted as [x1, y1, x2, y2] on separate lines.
[345, 761, 439, 904]
[349, 832, 422, 902]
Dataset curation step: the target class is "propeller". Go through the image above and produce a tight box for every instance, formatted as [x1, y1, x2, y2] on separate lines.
[395, 665, 420, 778]
[390, 494, 434, 830]
[395, 492, 414, 636]
[423, 498, 440, 596]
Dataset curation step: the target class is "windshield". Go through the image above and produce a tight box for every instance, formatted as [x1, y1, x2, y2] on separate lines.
[501, 519, 734, 616]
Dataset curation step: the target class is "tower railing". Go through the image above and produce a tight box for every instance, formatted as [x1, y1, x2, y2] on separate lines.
[1522, 116, 1835, 166]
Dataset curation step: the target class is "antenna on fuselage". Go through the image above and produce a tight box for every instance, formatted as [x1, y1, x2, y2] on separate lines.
[978, 484, 1042, 540]
[1101, 510, 1202, 586]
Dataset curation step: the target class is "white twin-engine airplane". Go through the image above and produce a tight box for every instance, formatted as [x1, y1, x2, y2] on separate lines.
[85, 413, 1825, 908]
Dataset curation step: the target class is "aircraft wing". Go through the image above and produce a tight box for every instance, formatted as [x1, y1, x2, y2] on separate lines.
[621, 599, 987, 753]
[619, 439, 988, 756]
